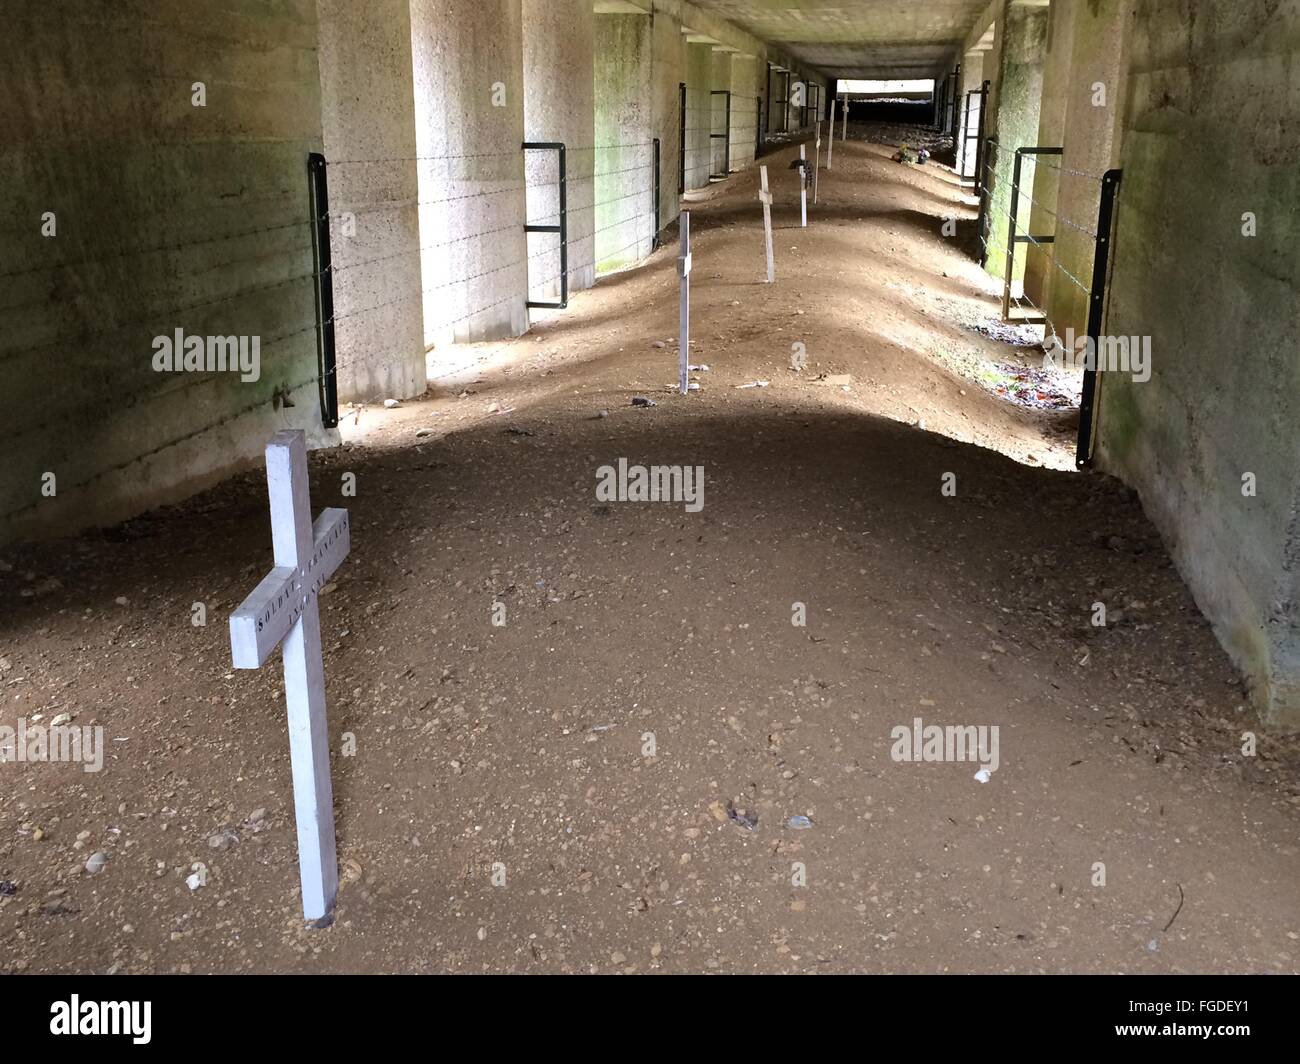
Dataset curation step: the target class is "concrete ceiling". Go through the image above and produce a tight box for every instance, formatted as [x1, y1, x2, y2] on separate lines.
[687, 0, 991, 80]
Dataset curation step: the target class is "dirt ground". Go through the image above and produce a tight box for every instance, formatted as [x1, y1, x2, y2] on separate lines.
[2, 128, 1297, 974]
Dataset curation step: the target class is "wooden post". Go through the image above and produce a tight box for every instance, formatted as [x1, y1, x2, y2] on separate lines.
[842, 96, 849, 140]
[678, 211, 691, 394]
[799, 143, 807, 228]
[759, 166, 774, 283]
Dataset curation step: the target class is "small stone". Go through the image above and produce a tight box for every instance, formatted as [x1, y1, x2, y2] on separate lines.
[115, 596, 128, 605]
[50, 712, 72, 727]
[85, 852, 108, 875]
[611, 951, 627, 964]
[383, 398, 400, 408]
[415, 428, 435, 438]
[31, 828, 45, 842]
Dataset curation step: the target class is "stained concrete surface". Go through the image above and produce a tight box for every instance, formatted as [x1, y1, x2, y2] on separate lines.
[0, 0, 333, 547]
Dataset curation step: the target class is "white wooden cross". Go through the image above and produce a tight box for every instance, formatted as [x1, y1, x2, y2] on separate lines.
[759, 165, 775, 283]
[678, 211, 692, 395]
[229, 429, 350, 924]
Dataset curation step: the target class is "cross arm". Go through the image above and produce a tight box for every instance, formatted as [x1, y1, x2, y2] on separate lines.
[230, 507, 350, 669]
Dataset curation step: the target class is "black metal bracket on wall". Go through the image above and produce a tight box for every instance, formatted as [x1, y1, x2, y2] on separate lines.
[522, 142, 567, 310]
[1002, 146, 1062, 323]
[678, 83, 687, 194]
[1076, 168, 1123, 470]
[973, 80, 990, 191]
[950, 64, 961, 135]
[652, 137, 661, 249]
[710, 89, 731, 178]
[307, 152, 338, 428]
[959, 89, 978, 180]
[977, 135, 996, 266]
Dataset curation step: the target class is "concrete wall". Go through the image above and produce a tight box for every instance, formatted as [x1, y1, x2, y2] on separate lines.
[0, 0, 333, 546]
[317, 0, 425, 403]
[410, 0, 528, 346]
[524, 0, 597, 297]
[1097, 0, 1300, 729]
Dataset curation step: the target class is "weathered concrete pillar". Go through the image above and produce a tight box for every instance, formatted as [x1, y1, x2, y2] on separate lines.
[683, 43, 714, 189]
[984, 1, 1049, 290]
[523, 0, 596, 297]
[593, 12, 657, 272]
[410, 0, 528, 346]
[0, 1, 332, 545]
[729, 54, 761, 171]
[650, 9, 685, 237]
[317, 0, 425, 403]
[1022, 0, 1077, 309]
[1043, 0, 1134, 335]
[956, 52, 986, 177]
[1098, 0, 1300, 730]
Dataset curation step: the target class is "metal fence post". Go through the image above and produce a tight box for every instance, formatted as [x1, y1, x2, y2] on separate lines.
[307, 152, 337, 429]
[652, 137, 661, 249]
[1076, 169, 1124, 470]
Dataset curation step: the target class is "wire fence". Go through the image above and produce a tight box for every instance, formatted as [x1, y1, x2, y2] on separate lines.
[979, 139, 1113, 336]
[4, 89, 818, 525]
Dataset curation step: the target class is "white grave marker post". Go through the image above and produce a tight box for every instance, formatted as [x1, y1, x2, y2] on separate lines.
[759, 165, 775, 283]
[678, 211, 691, 395]
[799, 143, 808, 228]
[827, 103, 836, 170]
[814, 121, 821, 204]
[229, 430, 350, 924]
